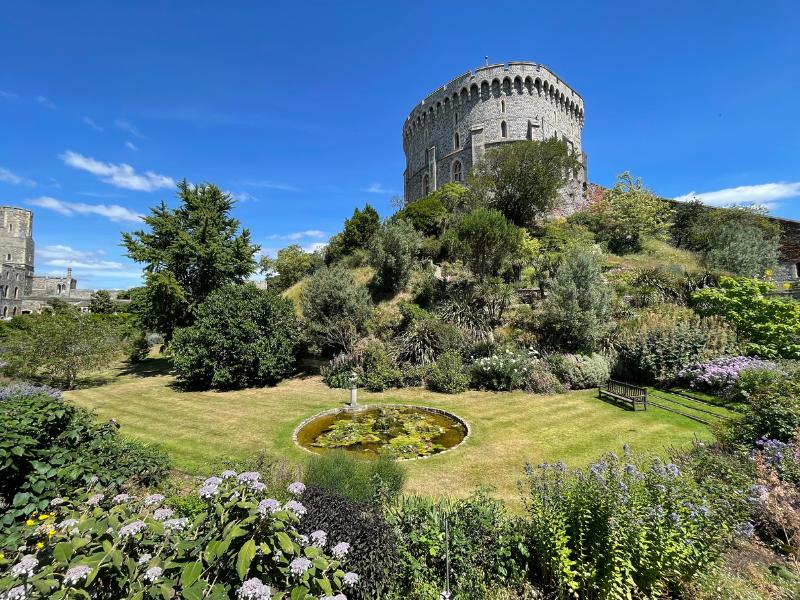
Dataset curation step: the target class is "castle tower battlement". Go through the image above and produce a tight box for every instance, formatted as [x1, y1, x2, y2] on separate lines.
[0, 206, 35, 268]
[402, 61, 586, 212]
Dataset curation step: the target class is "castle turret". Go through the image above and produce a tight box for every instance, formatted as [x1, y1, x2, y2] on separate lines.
[0, 206, 35, 269]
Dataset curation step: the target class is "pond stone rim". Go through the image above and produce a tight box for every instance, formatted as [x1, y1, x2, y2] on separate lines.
[292, 403, 471, 461]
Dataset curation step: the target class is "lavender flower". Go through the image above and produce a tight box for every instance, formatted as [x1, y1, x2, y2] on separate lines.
[199, 483, 219, 499]
[237, 578, 272, 600]
[10, 556, 38, 578]
[257, 498, 281, 516]
[284, 500, 306, 517]
[86, 493, 104, 506]
[49, 497, 64, 507]
[2, 585, 30, 600]
[153, 508, 174, 521]
[288, 481, 306, 496]
[311, 529, 327, 547]
[665, 463, 681, 478]
[297, 534, 309, 546]
[249, 481, 267, 493]
[137, 553, 152, 565]
[63, 565, 92, 585]
[143, 494, 165, 506]
[331, 541, 350, 558]
[163, 518, 189, 532]
[0, 382, 62, 401]
[144, 566, 163, 582]
[221, 469, 237, 479]
[204, 476, 223, 486]
[343, 572, 359, 587]
[289, 557, 312, 576]
[237, 472, 261, 484]
[112, 493, 130, 505]
[118, 520, 147, 538]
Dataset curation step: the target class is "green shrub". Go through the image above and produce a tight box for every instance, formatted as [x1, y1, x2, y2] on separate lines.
[523, 449, 734, 597]
[0, 476, 353, 599]
[396, 362, 430, 388]
[0, 384, 169, 549]
[427, 350, 469, 394]
[393, 306, 464, 365]
[368, 218, 423, 294]
[303, 450, 405, 503]
[301, 486, 398, 600]
[525, 363, 567, 395]
[321, 352, 363, 389]
[361, 339, 401, 392]
[471, 347, 538, 391]
[386, 491, 528, 600]
[546, 353, 610, 389]
[172, 284, 299, 390]
[724, 379, 800, 445]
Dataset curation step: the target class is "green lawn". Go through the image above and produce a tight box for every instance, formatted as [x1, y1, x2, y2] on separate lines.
[66, 360, 717, 504]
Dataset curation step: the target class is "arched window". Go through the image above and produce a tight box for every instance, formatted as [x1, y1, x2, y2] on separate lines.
[11, 307, 16, 316]
[452, 161, 462, 183]
[501, 121, 508, 138]
[423, 174, 430, 197]
[13, 287, 18, 299]
[454, 132, 460, 149]
[454, 111, 458, 126]
[501, 100, 505, 113]
[2, 306, 7, 317]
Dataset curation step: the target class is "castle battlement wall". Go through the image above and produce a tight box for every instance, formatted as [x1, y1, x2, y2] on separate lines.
[402, 61, 586, 212]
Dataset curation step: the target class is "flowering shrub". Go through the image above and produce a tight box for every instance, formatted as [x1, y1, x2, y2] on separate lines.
[523, 448, 733, 597]
[470, 347, 538, 391]
[725, 379, 800, 446]
[678, 356, 779, 394]
[427, 350, 469, 394]
[321, 352, 363, 389]
[0, 385, 169, 550]
[0, 475, 357, 599]
[545, 352, 610, 389]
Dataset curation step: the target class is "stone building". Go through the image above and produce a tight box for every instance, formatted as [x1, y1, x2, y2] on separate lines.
[402, 61, 586, 212]
[0, 206, 94, 318]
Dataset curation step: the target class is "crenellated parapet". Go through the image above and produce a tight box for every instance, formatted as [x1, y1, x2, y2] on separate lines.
[402, 61, 586, 211]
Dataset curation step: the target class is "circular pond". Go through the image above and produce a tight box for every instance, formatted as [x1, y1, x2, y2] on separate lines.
[294, 405, 468, 460]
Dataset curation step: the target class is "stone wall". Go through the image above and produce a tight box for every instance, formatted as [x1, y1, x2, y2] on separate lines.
[402, 61, 586, 210]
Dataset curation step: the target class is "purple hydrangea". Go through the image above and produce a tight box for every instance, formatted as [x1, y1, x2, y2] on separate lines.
[144, 566, 163, 582]
[2, 585, 30, 600]
[143, 494, 165, 506]
[204, 476, 223, 486]
[310, 529, 327, 547]
[289, 557, 313, 576]
[343, 572, 359, 587]
[63, 565, 92, 585]
[112, 493, 130, 505]
[153, 508, 174, 521]
[49, 497, 64, 507]
[237, 578, 272, 600]
[257, 498, 281, 517]
[249, 481, 267, 493]
[237, 472, 261, 484]
[284, 500, 306, 517]
[321, 595, 347, 600]
[119, 520, 147, 538]
[678, 356, 779, 392]
[10, 555, 38, 578]
[137, 553, 152, 565]
[221, 470, 237, 479]
[288, 481, 306, 496]
[163, 518, 189, 532]
[199, 483, 219, 499]
[58, 518, 78, 531]
[331, 541, 350, 559]
[86, 493, 104, 506]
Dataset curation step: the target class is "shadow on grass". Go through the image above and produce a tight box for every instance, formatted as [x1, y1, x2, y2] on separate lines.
[118, 357, 174, 378]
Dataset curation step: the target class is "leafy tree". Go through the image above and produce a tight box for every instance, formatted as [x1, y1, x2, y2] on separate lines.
[670, 198, 708, 249]
[445, 208, 524, 280]
[469, 138, 579, 228]
[325, 203, 381, 265]
[259, 244, 322, 292]
[692, 276, 800, 359]
[121, 181, 259, 342]
[0, 308, 125, 388]
[89, 290, 117, 314]
[523, 220, 595, 293]
[572, 172, 671, 254]
[538, 246, 613, 352]
[691, 206, 780, 277]
[171, 284, 298, 390]
[368, 219, 423, 294]
[395, 183, 467, 236]
[301, 265, 373, 355]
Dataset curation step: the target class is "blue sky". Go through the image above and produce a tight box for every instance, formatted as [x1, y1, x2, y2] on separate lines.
[1, 1, 798, 289]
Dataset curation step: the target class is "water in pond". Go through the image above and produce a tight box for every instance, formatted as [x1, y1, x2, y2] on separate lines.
[296, 405, 467, 460]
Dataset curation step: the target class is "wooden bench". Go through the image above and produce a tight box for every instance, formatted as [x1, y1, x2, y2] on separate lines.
[599, 380, 647, 411]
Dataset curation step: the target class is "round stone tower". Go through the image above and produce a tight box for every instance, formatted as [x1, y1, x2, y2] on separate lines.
[0, 206, 34, 269]
[402, 61, 586, 213]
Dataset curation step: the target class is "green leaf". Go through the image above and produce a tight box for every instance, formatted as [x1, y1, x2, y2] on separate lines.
[236, 539, 256, 581]
[276, 531, 295, 554]
[53, 541, 73, 563]
[181, 560, 203, 588]
[290, 586, 309, 600]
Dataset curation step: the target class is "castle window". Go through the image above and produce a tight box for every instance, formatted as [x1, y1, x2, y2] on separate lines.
[423, 174, 430, 196]
[454, 132, 460, 150]
[454, 111, 458, 126]
[5, 254, 10, 261]
[425, 148, 429, 164]
[11, 307, 16, 316]
[2, 307, 7, 317]
[452, 161, 462, 183]
[501, 100, 505, 113]
[795, 262, 800, 278]
[13, 287, 18, 299]
[501, 121, 508, 138]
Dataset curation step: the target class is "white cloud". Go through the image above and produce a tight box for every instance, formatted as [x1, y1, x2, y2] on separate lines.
[60, 151, 174, 192]
[114, 119, 145, 138]
[266, 230, 326, 241]
[125, 141, 138, 151]
[302, 242, 327, 253]
[36, 95, 56, 109]
[0, 90, 18, 100]
[674, 182, 800, 208]
[364, 182, 398, 194]
[0, 167, 35, 186]
[227, 190, 257, 203]
[83, 116, 103, 131]
[37, 245, 124, 270]
[27, 196, 143, 223]
[245, 180, 300, 192]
